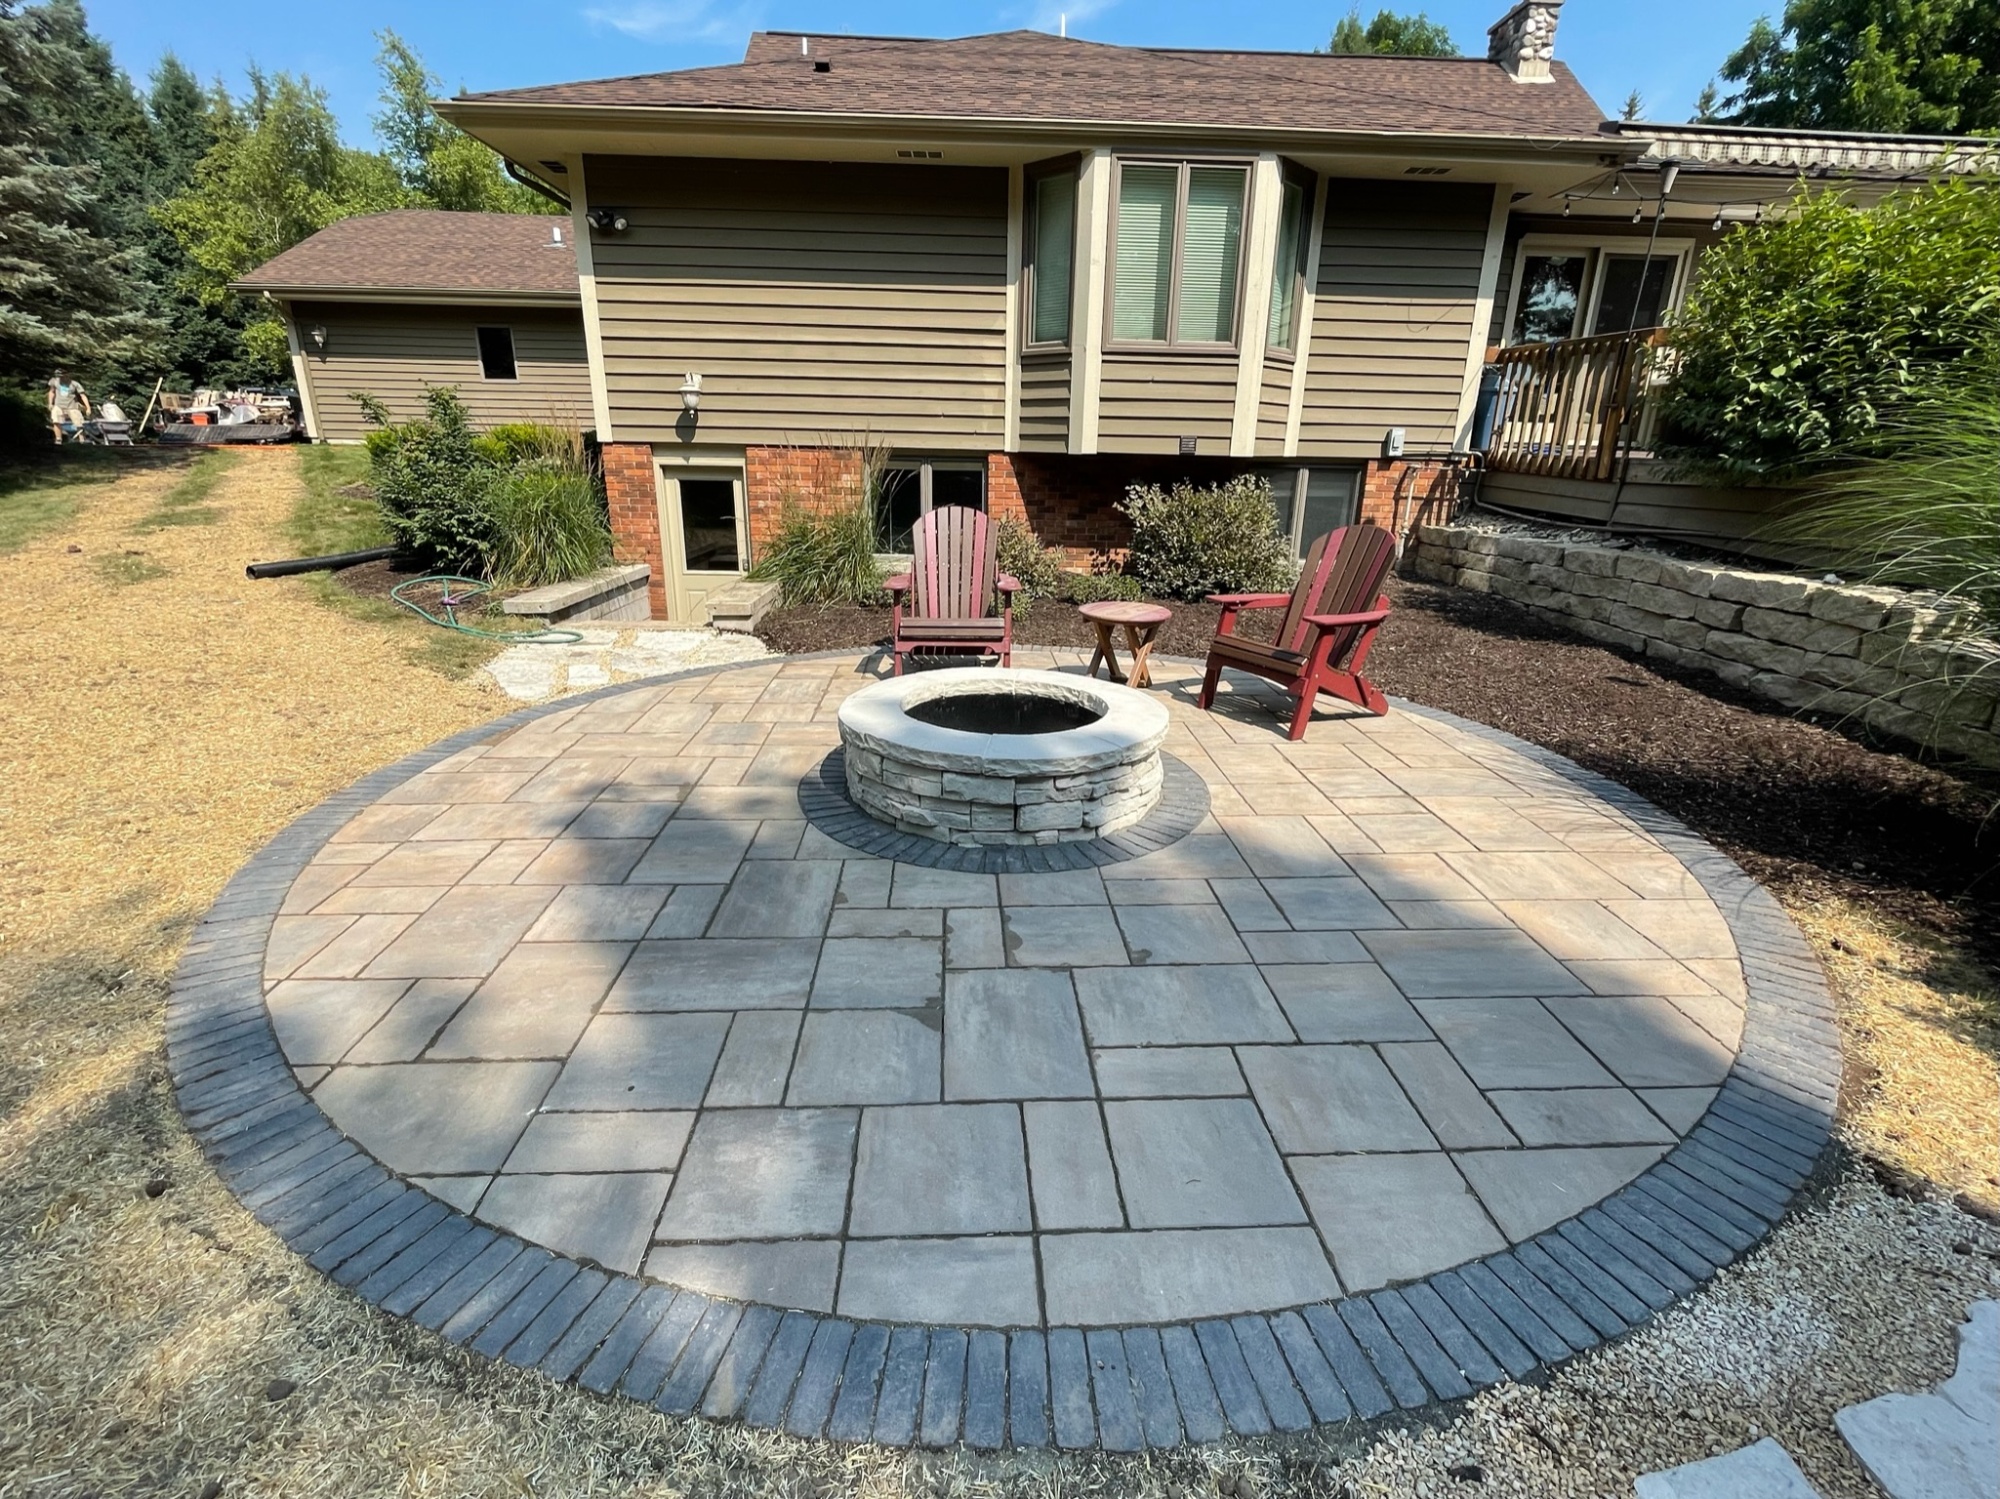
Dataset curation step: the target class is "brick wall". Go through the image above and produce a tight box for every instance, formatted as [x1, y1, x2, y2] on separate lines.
[744, 446, 865, 555]
[601, 442, 667, 619]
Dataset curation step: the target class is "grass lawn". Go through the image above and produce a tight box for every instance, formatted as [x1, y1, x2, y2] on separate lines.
[0, 448, 174, 552]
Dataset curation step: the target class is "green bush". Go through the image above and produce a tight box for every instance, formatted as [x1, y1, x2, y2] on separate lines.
[993, 515, 1065, 599]
[1062, 570, 1145, 604]
[1118, 474, 1299, 600]
[474, 422, 582, 467]
[357, 387, 493, 572]
[486, 457, 612, 587]
[1657, 177, 2000, 478]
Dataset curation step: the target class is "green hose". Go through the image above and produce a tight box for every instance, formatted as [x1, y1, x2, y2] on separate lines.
[389, 575, 585, 645]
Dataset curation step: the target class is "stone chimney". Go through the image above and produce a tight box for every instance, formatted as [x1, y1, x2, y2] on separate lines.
[1487, 0, 1562, 83]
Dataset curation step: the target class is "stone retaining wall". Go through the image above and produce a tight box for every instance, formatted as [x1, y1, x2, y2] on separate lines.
[845, 747, 1164, 846]
[1408, 521, 2000, 768]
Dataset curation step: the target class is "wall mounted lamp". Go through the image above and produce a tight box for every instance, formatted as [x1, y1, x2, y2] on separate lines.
[680, 373, 702, 413]
[586, 208, 629, 233]
[307, 325, 327, 354]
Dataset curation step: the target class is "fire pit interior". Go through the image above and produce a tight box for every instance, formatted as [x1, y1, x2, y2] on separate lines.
[904, 690, 1106, 737]
[837, 668, 1170, 847]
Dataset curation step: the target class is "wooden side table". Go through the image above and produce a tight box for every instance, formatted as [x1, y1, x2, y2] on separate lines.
[1080, 600, 1173, 690]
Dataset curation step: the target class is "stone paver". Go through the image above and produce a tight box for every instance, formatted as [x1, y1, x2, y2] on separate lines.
[188, 651, 1837, 1448]
[1634, 1438, 1826, 1499]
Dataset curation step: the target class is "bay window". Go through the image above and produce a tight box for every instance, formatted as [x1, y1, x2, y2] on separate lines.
[1110, 160, 1248, 348]
[1024, 161, 1078, 347]
[1265, 174, 1312, 354]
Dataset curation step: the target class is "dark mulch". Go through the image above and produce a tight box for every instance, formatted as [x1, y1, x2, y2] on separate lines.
[758, 578, 2000, 967]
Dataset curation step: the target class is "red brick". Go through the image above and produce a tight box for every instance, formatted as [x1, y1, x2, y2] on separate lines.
[602, 442, 668, 619]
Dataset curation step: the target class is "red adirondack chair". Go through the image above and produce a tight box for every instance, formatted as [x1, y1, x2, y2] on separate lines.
[884, 505, 1019, 675]
[1197, 523, 1396, 740]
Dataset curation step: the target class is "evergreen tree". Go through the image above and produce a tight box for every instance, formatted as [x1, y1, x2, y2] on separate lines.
[1327, 6, 1458, 57]
[1709, 0, 2000, 132]
[373, 31, 550, 214]
[1621, 89, 1646, 121]
[0, 0, 153, 395]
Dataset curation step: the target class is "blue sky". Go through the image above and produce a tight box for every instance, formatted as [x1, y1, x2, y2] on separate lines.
[83, 0, 1773, 137]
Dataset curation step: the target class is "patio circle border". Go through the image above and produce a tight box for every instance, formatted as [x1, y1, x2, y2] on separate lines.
[165, 651, 1842, 1451]
[798, 747, 1210, 873]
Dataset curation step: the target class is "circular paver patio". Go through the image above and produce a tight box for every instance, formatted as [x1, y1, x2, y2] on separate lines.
[169, 648, 1839, 1449]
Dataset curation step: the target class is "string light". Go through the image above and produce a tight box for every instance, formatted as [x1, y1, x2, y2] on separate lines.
[1631, 204, 1644, 223]
[1562, 198, 1572, 217]
[1712, 208, 1725, 230]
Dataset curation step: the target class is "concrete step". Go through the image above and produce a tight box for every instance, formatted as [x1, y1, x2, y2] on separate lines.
[1835, 1300, 1998, 1499]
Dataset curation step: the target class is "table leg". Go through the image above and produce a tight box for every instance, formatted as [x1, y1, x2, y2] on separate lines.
[1087, 620, 1121, 682]
[1124, 623, 1160, 689]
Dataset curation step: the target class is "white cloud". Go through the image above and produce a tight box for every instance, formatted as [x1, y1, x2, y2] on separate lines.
[582, 0, 752, 44]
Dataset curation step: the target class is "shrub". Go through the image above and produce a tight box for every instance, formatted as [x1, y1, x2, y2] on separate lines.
[1118, 474, 1298, 599]
[486, 456, 612, 587]
[1657, 177, 2000, 479]
[1062, 570, 1145, 604]
[474, 421, 584, 468]
[357, 388, 493, 572]
[993, 515, 1065, 599]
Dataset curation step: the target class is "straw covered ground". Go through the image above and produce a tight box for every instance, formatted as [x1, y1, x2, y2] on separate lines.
[0, 449, 1994, 1498]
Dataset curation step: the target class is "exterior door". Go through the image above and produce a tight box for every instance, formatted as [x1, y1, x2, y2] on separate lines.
[661, 468, 747, 622]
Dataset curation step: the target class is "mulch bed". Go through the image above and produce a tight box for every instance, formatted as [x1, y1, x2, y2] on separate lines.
[759, 577, 2000, 968]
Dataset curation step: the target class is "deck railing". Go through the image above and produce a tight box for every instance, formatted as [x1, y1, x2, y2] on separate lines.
[1485, 328, 1668, 481]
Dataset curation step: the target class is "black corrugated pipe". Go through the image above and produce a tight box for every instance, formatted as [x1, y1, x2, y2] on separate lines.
[245, 545, 397, 579]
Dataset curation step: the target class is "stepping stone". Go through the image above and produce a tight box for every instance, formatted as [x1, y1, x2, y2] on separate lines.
[1633, 1438, 1824, 1498]
[1835, 1300, 1998, 1499]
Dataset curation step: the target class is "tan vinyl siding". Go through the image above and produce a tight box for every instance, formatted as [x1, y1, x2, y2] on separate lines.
[1019, 356, 1072, 452]
[1255, 358, 1293, 454]
[294, 303, 589, 442]
[1298, 181, 1491, 459]
[1097, 353, 1238, 453]
[584, 156, 1008, 448]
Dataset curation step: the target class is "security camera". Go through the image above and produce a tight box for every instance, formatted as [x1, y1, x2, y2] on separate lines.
[586, 208, 628, 233]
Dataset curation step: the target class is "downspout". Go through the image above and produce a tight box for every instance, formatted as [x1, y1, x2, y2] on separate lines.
[505, 158, 571, 211]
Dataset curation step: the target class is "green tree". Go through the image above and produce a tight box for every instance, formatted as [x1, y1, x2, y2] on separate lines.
[373, 31, 550, 213]
[1706, 0, 2000, 132]
[1326, 6, 1458, 56]
[157, 70, 415, 377]
[0, 0, 153, 393]
[1621, 89, 1645, 121]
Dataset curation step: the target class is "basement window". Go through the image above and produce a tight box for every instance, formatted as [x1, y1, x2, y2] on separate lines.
[476, 326, 517, 381]
[876, 459, 986, 553]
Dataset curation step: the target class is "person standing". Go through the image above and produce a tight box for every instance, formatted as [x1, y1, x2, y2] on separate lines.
[47, 369, 91, 444]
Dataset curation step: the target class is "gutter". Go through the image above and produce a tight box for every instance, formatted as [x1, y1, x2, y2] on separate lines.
[504, 157, 572, 209]
[227, 285, 581, 308]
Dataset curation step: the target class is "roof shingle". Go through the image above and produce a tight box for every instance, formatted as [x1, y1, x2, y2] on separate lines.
[459, 30, 1611, 143]
[235, 211, 579, 298]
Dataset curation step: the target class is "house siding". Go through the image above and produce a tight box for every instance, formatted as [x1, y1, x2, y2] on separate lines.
[1298, 180, 1492, 459]
[1096, 352, 1238, 454]
[293, 302, 589, 441]
[1255, 357, 1294, 454]
[583, 155, 1009, 449]
[1018, 356, 1072, 452]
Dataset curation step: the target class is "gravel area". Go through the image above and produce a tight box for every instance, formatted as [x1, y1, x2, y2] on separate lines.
[0, 455, 1992, 1495]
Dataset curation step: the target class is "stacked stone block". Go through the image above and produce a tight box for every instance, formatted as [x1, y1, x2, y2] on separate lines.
[1408, 521, 2000, 767]
[845, 746, 1165, 847]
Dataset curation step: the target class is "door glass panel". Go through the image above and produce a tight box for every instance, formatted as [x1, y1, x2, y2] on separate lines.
[1113, 164, 1176, 342]
[1592, 254, 1675, 334]
[1177, 166, 1245, 344]
[876, 466, 923, 552]
[929, 466, 985, 513]
[1031, 172, 1076, 344]
[1300, 468, 1359, 546]
[1510, 254, 1588, 343]
[677, 479, 740, 572]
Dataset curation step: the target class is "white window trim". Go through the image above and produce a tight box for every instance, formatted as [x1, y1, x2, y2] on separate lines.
[1501, 235, 1694, 345]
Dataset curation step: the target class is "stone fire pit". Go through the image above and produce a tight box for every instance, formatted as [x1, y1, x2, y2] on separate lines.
[836, 667, 1169, 846]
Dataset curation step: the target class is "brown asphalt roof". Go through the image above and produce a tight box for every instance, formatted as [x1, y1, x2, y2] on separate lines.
[234, 211, 579, 298]
[458, 29, 1612, 143]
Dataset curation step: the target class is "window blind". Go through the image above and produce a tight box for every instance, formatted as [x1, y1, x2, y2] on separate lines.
[1175, 167, 1244, 344]
[1113, 165, 1176, 342]
[1266, 180, 1305, 351]
[1031, 172, 1075, 344]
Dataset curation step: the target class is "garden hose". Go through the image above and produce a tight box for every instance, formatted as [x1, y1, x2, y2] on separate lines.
[388, 575, 586, 645]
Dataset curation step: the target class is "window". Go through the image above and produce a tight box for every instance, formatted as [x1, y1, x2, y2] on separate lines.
[1025, 164, 1077, 346]
[875, 459, 986, 552]
[475, 326, 517, 380]
[1110, 160, 1249, 347]
[1509, 254, 1589, 344]
[1265, 175, 1312, 354]
[1503, 241, 1691, 346]
[1262, 467, 1360, 555]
